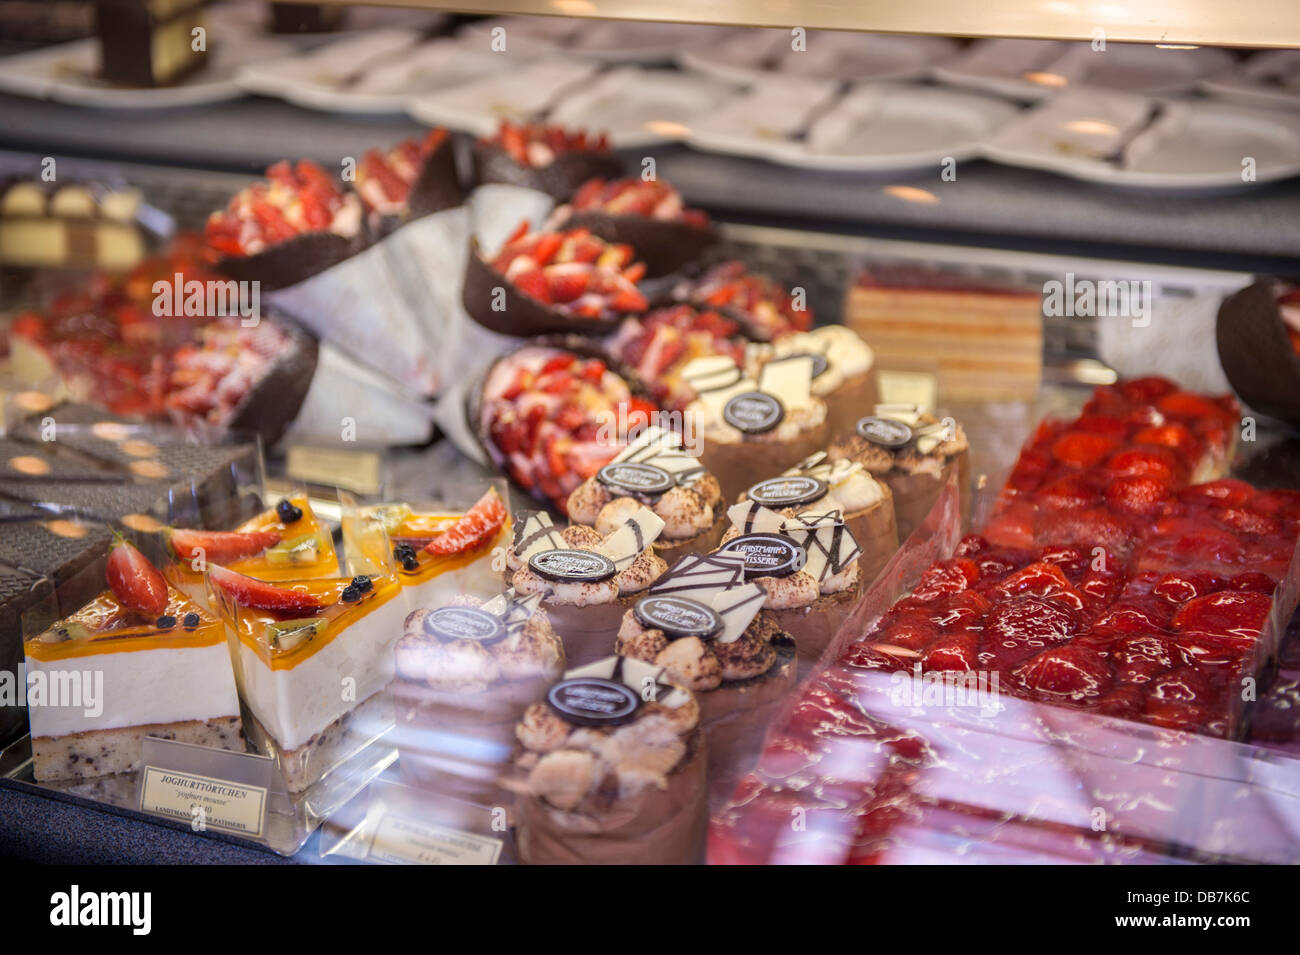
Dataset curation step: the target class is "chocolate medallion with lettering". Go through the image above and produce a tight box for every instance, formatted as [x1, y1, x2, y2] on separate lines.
[747, 475, 829, 508]
[634, 595, 722, 640]
[597, 462, 675, 496]
[725, 533, 807, 579]
[528, 548, 618, 582]
[855, 415, 914, 449]
[723, 391, 784, 434]
[423, 606, 505, 644]
[547, 678, 640, 726]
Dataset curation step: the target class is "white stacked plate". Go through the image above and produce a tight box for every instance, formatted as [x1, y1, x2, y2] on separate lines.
[545, 67, 738, 147]
[681, 30, 957, 85]
[1202, 50, 1300, 112]
[981, 87, 1300, 190]
[238, 29, 506, 114]
[688, 81, 1018, 173]
[406, 58, 601, 136]
[936, 38, 1233, 101]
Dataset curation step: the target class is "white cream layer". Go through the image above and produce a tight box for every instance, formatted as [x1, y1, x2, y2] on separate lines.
[233, 592, 410, 752]
[25, 643, 240, 739]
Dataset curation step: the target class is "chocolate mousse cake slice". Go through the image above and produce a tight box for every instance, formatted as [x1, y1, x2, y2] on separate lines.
[0, 180, 148, 270]
[511, 655, 706, 864]
[615, 551, 794, 804]
[567, 425, 725, 565]
[507, 507, 668, 667]
[95, 0, 209, 88]
[393, 589, 565, 804]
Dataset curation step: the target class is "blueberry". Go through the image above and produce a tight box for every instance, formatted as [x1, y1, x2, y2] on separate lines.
[351, 575, 373, 593]
[402, 556, 419, 572]
[276, 499, 303, 524]
[156, 615, 177, 629]
[393, 542, 415, 560]
[340, 585, 361, 603]
[182, 612, 200, 630]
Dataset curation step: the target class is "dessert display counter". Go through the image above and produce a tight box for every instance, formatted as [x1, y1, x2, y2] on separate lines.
[1, 2, 1300, 868]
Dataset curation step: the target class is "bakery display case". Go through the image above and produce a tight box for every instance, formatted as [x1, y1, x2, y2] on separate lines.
[1, 0, 1300, 870]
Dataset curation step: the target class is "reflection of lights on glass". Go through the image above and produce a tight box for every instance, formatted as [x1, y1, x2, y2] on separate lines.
[14, 391, 54, 413]
[121, 513, 165, 533]
[551, 0, 596, 13]
[129, 460, 169, 479]
[92, 421, 132, 441]
[1024, 71, 1069, 88]
[9, 455, 49, 476]
[45, 520, 87, 539]
[644, 120, 690, 139]
[1064, 119, 1118, 136]
[121, 440, 159, 458]
[1155, 44, 1199, 50]
[882, 185, 940, 205]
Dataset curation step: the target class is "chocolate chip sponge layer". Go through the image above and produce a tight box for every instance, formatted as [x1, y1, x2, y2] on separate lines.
[32, 716, 243, 783]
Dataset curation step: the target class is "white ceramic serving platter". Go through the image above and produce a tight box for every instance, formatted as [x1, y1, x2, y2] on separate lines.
[545, 67, 738, 148]
[682, 30, 956, 85]
[1201, 50, 1300, 112]
[689, 81, 1018, 173]
[239, 30, 506, 114]
[981, 87, 1300, 190]
[936, 39, 1231, 101]
[406, 57, 600, 136]
[0, 17, 294, 108]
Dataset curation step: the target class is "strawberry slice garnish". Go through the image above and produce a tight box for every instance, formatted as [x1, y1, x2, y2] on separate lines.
[425, 488, 507, 556]
[171, 528, 282, 564]
[208, 564, 324, 614]
[107, 535, 169, 617]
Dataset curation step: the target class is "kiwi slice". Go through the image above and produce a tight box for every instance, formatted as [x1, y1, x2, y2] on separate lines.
[265, 532, 322, 566]
[265, 617, 327, 652]
[363, 503, 412, 535]
[36, 621, 93, 644]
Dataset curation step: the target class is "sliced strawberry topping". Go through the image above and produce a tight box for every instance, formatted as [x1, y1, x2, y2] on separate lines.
[171, 528, 282, 564]
[1013, 644, 1111, 700]
[1170, 591, 1272, 639]
[425, 489, 508, 557]
[208, 564, 324, 614]
[107, 536, 168, 617]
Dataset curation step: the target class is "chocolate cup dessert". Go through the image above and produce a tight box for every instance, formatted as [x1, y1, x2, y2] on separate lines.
[515, 728, 707, 865]
[215, 229, 367, 293]
[537, 594, 635, 667]
[699, 634, 796, 804]
[700, 418, 830, 506]
[225, 320, 318, 448]
[461, 239, 631, 337]
[563, 210, 717, 278]
[407, 136, 465, 220]
[761, 564, 865, 671]
[1216, 279, 1300, 426]
[473, 144, 621, 200]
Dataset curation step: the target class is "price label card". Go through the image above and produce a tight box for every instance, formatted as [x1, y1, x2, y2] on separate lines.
[286, 445, 382, 495]
[367, 813, 503, 866]
[138, 737, 273, 838]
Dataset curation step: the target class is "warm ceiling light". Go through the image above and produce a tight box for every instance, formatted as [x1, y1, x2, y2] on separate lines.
[129, 460, 169, 479]
[1155, 44, 1199, 50]
[644, 120, 691, 139]
[1064, 119, 1118, 136]
[551, 0, 596, 14]
[121, 440, 159, 458]
[1024, 71, 1069, 87]
[9, 455, 50, 476]
[882, 185, 940, 205]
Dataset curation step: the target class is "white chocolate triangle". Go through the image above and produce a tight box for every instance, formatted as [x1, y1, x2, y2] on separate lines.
[596, 506, 665, 569]
[758, 355, 813, 411]
[727, 500, 786, 534]
[514, 511, 566, 560]
[710, 582, 765, 644]
[651, 552, 746, 601]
